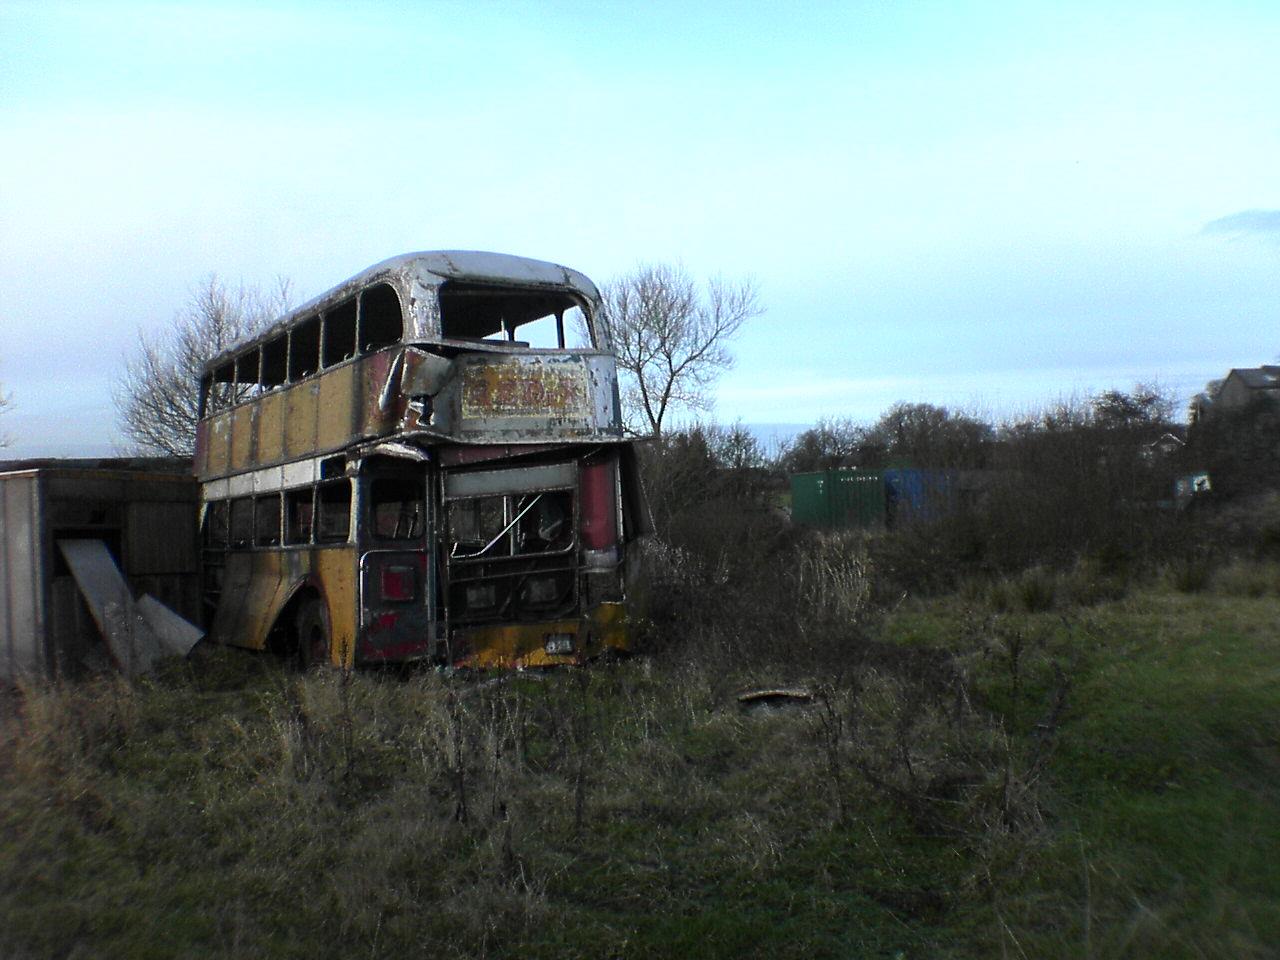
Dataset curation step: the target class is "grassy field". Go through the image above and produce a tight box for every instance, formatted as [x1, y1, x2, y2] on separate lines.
[2, 568, 1278, 958]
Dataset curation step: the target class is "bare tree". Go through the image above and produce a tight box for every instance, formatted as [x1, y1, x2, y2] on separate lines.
[601, 263, 761, 436]
[115, 275, 292, 457]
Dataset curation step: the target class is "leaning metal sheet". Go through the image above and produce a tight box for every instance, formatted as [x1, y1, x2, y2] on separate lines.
[57, 539, 163, 675]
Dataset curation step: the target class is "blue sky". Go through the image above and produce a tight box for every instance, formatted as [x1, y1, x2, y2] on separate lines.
[1, 0, 1278, 456]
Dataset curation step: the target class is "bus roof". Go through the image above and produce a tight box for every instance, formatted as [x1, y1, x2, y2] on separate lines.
[205, 250, 604, 372]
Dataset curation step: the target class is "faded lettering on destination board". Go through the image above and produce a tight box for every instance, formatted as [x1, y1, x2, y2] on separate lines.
[462, 361, 590, 419]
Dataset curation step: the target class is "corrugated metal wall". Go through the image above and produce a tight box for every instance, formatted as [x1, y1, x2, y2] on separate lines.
[790, 469, 885, 529]
[791, 468, 963, 530]
[0, 473, 47, 679]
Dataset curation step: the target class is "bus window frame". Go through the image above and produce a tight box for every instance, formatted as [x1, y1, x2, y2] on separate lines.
[366, 472, 429, 543]
[254, 493, 282, 547]
[284, 486, 316, 547]
[315, 478, 354, 545]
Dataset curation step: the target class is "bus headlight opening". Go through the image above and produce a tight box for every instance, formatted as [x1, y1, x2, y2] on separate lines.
[465, 583, 498, 610]
[523, 576, 562, 604]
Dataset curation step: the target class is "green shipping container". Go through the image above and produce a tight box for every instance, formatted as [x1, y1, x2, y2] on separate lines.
[790, 469, 885, 529]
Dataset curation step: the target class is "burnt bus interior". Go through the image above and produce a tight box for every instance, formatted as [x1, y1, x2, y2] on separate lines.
[201, 282, 404, 413]
[444, 463, 581, 627]
[437, 281, 594, 349]
[198, 443, 635, 663]
[198, 454, 626, 556]
[200, 278, 597, 415]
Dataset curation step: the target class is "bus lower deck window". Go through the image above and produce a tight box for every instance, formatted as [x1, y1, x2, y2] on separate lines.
[255, 494, 282, 546]
[316, 480, 352, 543]
[229, 497, 253, 548]
[371, 477, 424, 540]
[285, 488, 314, 544]
[203, 501, 229, 547]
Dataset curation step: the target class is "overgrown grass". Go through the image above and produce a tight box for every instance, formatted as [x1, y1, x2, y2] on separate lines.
[3, 571, 1277, 958]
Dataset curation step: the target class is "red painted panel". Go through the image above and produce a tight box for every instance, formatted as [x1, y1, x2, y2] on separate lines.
[579, 456, 618, 550]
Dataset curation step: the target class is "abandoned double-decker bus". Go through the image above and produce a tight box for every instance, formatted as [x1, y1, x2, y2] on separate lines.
[195, 251, 649, 668]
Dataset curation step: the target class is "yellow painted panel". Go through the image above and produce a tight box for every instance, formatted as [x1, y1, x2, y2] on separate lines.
[230, 404, 256, 472]
[211, 550, 324, 652]
[250, 550, 314, 649]
[314, 548, 358, 667]
[285, 380, 321, 459]
[590, 601, 629, 653]
[258, 390, 286, 467]
[317, 362, 357, 451]
[241, 552, 285, 650]
[206, 412, 231, 477]
[456, 604, 629, 669]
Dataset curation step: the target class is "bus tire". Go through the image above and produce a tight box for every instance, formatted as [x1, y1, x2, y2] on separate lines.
[295, 598, 331, 669]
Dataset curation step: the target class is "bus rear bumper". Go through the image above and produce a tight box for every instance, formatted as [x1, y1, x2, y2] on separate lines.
[451, 602, 629, 668]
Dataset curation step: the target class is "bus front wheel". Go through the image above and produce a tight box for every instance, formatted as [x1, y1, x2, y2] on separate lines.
[295, 599, 331, 669]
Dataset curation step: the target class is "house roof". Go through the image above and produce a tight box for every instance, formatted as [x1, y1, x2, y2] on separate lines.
[1228, 366, 1280, 390]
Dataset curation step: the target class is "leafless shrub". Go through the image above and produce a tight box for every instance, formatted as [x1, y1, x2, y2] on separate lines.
[115, 274, 292, 456]
[799, 613, 1070, 854]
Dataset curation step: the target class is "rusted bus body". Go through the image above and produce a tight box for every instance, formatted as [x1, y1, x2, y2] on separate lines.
[197, 252, 648, 669]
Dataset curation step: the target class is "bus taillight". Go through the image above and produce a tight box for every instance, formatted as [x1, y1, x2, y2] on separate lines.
[380, 565, 416, 602]
[579, 457, 618, 551]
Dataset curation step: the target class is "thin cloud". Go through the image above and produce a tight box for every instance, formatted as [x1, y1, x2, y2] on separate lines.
[1202, 209, 1280, 238]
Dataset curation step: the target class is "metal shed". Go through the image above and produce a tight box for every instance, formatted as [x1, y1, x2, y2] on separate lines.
[0, 459, 200, 680]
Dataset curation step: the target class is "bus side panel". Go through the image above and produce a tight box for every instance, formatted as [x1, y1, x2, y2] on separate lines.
[205, 411, 232, 478]
[257, 390, 287, 468]
[285, 380, 321, 460]
[358, 350, 398, 440]
[209, 551, 287, 651]
[210, 551, 252, 647]
[314, 547, 358, 667]
[194, 421, 209, 478]
[357, 550, 434, 663]
[317, 362, 358, 452]
[230, 404, 257, 473]
[241, 552, 288, 651]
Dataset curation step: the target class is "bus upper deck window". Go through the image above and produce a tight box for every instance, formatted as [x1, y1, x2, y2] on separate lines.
[289, 315, 320, 381]
[323, 298, 357, 367]
[261, 335, 287, 389]
[518, 304, 593, 349]
[438, 281, 593, 349]
[235, 349, 263, 401]
[208, 360, 236, 413]
[360, 284, 402, 352]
